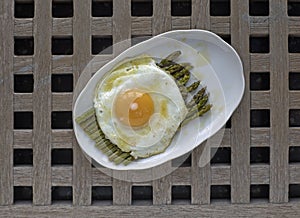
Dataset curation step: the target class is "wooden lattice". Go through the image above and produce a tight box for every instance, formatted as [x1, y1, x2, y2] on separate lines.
[1, 0, 300, 217]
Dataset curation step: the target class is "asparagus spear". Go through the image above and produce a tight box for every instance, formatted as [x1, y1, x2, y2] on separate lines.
[186, 81, 200, 93]
[158, 51, 181, 67]
[173, 65, 192, 79]
[178, 74, 190, 86]
[113, 152, 131, 165]
[181, 104, 212, 126]
[186, 94, 209, 118]
[186, 86, 206, 108]
[121, 156, 135, 166]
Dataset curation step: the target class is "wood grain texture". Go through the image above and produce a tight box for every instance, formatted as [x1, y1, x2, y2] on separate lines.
[152, 0, 172, 206]
[269, 0, 289, 203]
[72, 0, 92, 206]
[2, 204, 300, 218]
[230, 0, 251, 203]
[14, 18, 33, 36]
[0, 0, 13, 206]
[32, 0, 52, 205]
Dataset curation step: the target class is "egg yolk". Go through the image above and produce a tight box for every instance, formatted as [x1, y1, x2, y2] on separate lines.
[115, 89, 154, 127]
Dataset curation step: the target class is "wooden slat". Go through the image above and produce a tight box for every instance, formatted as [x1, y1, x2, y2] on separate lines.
[131, 17, 152, 35]
[91, 17, 113, 36]
[289, 54, 300, 72]
[52, 55, 73, 74]
[230, 0, 251, 203]
[290, 91, 300, 108]
[211, 165, 230, 185]
[269, 0, 289, 203]
[152, 0, 172, 206]
[72, 0, 92, 206]
[250, 128, 270, 147]
[171, 17, 191, 30]
[210, 17, 230, 35]
[52, 18, 72, 36]
[3, 204, 300, 217]
[0, 0, 13, 205]
[14, 93, 32, 111]
[250, 54, 270, 72]
[251, 91, 270, 109]
[289, 128, 300, 147]
[52, 93, 72, 111]
[191, 0, 211, 205]
[13, 56, 33, 74]
[13, 130, 33, 148]
[51, 130, 73, 149]
[14, 18, 33, 36]
[289, 164, 300, 184]
[249, 17, 269, 35]
[32, 0, 52, 205]
[13, 167, 33, 186]
[52, 167, 73, 186]
[111, 0, 132, 205]
[288, 17, 300, 35]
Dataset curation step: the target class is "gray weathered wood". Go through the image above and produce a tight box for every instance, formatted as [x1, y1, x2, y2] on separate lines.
[0, 0, 13, 205]
[230, 0, 251, 203]
[72, 0, 92, 206]
[269, 0, 289, 203]
[32, 0, 52, 205]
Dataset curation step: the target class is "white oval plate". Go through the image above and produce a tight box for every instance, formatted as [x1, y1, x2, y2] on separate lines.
[73, 30, 244, 170]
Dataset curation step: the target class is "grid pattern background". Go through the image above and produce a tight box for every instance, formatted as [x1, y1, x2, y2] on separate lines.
[1, 0, 300, 217]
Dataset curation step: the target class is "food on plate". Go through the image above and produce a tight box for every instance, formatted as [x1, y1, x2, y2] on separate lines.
[75, 51, 212, 165]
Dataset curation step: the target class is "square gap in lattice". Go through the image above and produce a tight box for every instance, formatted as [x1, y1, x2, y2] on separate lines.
[289, 147, 300, 163]
[51, 74, 73, 92]
[249, 0, 269, 16]
[211, 147, 231, 165]
[210, 185, 231, 203]
[51, 149, 73, 166]
[92, 186, 113, 205]
[250, 109, 270, 128]
[172, 153, 191, 167]
[210, 0, 230, 16]
[289, 72, 300, 90]
[14, 37, 34, 56]
[288, 0, 300, 16]
[15, 0, 34, 18]
[92, 36, 113, 55]
[250, 36, 269, 53]
[51, 111, 73, 129]
[132, 0, 153, 16]
[14, 186, 33, 204]
[14, 112, 33, 129]
[250, 72, 270, 91]
[250, 184, 269, 202]
[132, 186, 153, 205]
[52, 37, 73, 55]
[171, 185, 191, 205]
[14, 149, 33, 166]
[289, 36, 300, 53]
[52, 0, 73, 18]
[171, 0, 191, 16]
[14, 74, 34, 93]
[250, 147, 270, 164]
[289, 109, 300, 127]
[92, 0, 113, 17]
[289, 184, 300, 201]
[51, 186, 73, 204]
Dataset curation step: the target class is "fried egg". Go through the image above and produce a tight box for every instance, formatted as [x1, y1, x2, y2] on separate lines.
[94, 56, 188, 158]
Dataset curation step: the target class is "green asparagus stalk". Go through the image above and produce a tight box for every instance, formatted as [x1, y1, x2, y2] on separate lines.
[158, 51, 181, 67]
[121, 156, 135, 166]
[186, 87, 206, 108]
[181, 104, 212, 126]
[186, 94, 209, 117]
[173, 65, 192, 79]
[186, 81, 200, 93]
[178, 74, 190, 86]
[113, 152, 131, 165]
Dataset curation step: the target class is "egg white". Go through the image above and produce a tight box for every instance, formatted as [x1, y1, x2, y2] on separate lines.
[94, 57, 188, 158]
